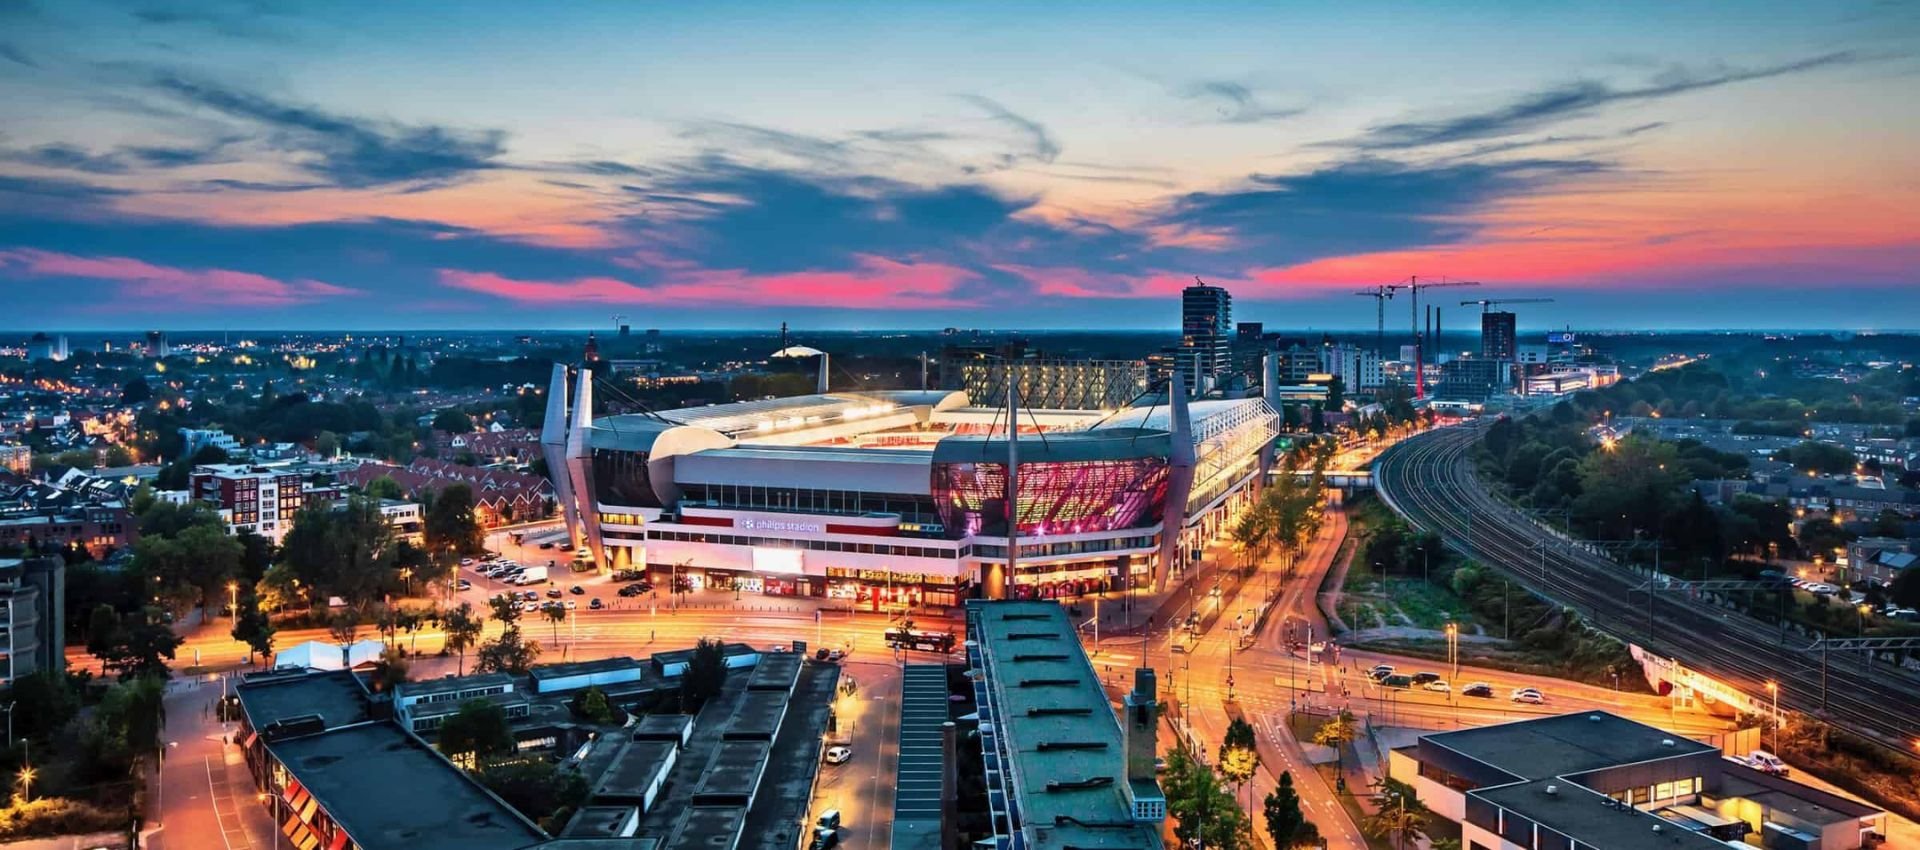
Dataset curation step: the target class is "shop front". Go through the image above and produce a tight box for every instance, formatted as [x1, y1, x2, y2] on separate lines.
[825, 567, 965, 610]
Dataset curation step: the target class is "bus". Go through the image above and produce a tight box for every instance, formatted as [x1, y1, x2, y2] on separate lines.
[886, 628, 956, 653]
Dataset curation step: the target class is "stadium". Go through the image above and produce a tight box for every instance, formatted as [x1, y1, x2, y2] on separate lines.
[540, 364, 1278, 609]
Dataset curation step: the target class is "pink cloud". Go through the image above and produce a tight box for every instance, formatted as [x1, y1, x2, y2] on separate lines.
[0, 249, 355, 307]
[439, 255, 983, 309]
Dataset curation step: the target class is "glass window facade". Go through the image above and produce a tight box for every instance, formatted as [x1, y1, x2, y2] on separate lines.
[592, 448, 662, 508]
[931, 458, 1170, 538]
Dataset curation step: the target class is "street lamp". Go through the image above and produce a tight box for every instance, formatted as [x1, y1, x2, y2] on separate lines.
[14, 763, 33, 803]
[1765, 681, 1779, 753]
[227, 581, 239, 620]
[1444, 622, 1459, 680]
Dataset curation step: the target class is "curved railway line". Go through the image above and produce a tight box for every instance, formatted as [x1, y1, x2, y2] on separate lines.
[1374, 424, 1920, 751]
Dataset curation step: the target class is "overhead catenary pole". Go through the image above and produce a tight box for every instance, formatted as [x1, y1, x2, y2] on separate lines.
[1006, 379, 1020, 595]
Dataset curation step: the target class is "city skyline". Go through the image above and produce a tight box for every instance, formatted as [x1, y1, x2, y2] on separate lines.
[1, 1, 1917, 330]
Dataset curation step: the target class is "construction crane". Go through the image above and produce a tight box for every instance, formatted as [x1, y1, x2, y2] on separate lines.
[1460, 297, 1554, 313]
[1354, 284, 1401, 359]
[1403, 276, 1479, 398]
[610, 313, 628, 328]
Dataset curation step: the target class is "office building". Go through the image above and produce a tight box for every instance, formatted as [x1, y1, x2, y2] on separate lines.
[1435, 357, 1510, 401]
[1482, 311, 1518, 362]
[191, 463, 307, 542]
[1389, 711, 1885, 849]
[1320, 343, 1383, 391]
[549, 366, 1276, 603]
[1178, 283, 1232, 391]
[0, 556, 64, 685]
[0, 443, 29, 476]
[145, 330, 170, 358]
[964, 600, 1165, 849]
[941, 346, 1148, 411]
[27, 333, 67, 362]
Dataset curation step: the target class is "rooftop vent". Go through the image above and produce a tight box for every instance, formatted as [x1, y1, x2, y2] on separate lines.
[1015, 653, 1070, 662]
[1545, 785, 1558, 796]
[1002, 613, 1051, 621]
[1661, 739, 1676, 747]
[1019, 678, 1079, 688]
[1589, 714, 1602, 721]
[1028, 707, 1094, 717]
[1008, 633, 1059, 641]
[1037, 741, 1108, 751]
[1046, 776, 1116, 792]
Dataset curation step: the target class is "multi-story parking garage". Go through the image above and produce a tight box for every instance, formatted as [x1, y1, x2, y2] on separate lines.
[541, 365, 1277, 609]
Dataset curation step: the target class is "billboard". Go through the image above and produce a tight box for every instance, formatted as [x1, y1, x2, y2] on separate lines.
[751, 547, 804, 574]
[1546, 331, 1577, 344]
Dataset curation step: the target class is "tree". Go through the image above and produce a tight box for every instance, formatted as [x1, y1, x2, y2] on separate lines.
[1161, 748, 1250, 850]
[576, 685, 615, 723]
[279, 498, 398, 608]
[121, 377, 152, 404]
[93, 676, 166, 771]
[328, 612, 361, 667]
[433, 408, 473, 434]
[541, 602, 567, 646]
[681, 638, 728, 712]
[364, 476, 405, 501]
[230, 590, 276, 665]
[368, 646, 409, 694]
[86, 604, 122, 659]
[1264, 771, 1321, 850]
[1891, 567, 1920, 610]
[476, 760, 590, 833]
[444, 602, 484, 676]
[474, 623, 540, 675]
[3, 671, 79, 743]
[424, 483, 486, 560]
[98, 607, 183, 680]
[437, 699, 516, 762]
[1361, 778, 1431, 850]
[1218, 717, 1259, 784]
[314, 430, 341, 458]
[1313, 710, 1358, 784]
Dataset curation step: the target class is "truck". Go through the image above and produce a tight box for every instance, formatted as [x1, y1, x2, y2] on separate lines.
[513, 565, 550, 585]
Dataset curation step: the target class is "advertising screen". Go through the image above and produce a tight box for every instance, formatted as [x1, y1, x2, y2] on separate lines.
[752, 546, 804, 574]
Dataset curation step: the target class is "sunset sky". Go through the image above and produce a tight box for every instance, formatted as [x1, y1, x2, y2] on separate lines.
[2, 1, 1916, 330]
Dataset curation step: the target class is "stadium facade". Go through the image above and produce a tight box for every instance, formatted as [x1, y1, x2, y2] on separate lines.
[541, 365, 1276, 609]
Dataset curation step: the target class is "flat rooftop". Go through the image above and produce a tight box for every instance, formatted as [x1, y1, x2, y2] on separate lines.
[266, 721, 546, 850]
[695, 740, 770, 803]
[563, 805, 640, 838]
[237, 668, 370, 732]
[593, 739, 678, 803]
[722, 689, 789, 741]
[399, 672, 514, 699]
[661, 806, 746, 850]
[1422, 711, 1718, 781]
[1473, 780, 1731, 850]
[633, 714, 693, 742]
[745, 651, 801, 691]
[531, 657, 646, 681]
[969, 600, 1160, 850]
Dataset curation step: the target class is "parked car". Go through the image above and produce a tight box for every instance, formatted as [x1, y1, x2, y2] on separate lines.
[1368, 665, 1395, 681]
[817, 810, 841, 831]
[1382, 674, 1413, 690]
[539, 541, 556, 550]
[811, 828, 839, 850]
[823, 745, 852, 765]
[1461, 682, 1494, 698]
[521, 590, 539, 601]
[569, 585, 585, 595]
[520, 601, 540, 612]
[563, 600, 577, 610]
[618, 583, 648, 597]
[546, 588, 563, 599]
[589, 598, 604, 610]
[454, 579, 472, 591]
[1424, 680, 1450, 693]
[1743, 750, 1790, 776]
[459, 558, 475, 567]
[1410, 672, 1442, 685]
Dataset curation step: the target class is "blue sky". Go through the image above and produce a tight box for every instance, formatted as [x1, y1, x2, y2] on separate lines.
[0, 0, 1916, 330]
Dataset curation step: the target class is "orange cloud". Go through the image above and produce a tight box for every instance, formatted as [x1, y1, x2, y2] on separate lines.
[439, 255, 982, 309]
[0, 248, 355, 307]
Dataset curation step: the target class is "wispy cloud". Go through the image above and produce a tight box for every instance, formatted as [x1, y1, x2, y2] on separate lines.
[146, 72, 508, 188]
[0, 247, 356, 307]
[956, 94, 1060, 165]
[1352, 52, 1864, 149]
[0, 140, 234, 174]
[1177, 80, 1306, 124]
[0, 40, 35, 68]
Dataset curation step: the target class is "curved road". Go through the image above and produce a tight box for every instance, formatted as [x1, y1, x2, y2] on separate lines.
[1373, 424, 1920, 750]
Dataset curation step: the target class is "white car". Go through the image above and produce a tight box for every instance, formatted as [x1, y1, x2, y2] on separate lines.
[1748, 751, 1790, 776]
[1510, 689, 1546, 705]
[520, 601, 540, 612]
[1424, 680, 1450, 693]
[563, 600, 578, 610]
[823, 745, 852, 765]
[459, 558, 475, 567]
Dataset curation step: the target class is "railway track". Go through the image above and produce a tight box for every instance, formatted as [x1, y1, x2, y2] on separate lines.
[1374, 425, 1920, 750]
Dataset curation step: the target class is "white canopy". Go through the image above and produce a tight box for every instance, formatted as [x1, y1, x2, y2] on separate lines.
[273, 639, 386, 671]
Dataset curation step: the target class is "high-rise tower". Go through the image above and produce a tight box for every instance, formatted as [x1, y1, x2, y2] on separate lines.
[1178, 280, 1232, 392]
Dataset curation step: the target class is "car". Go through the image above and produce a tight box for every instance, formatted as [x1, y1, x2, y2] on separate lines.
[1382, 674, 1414, 689]
[547, 588, 563, 598]
[1743, 750, 1790, 776]
[811, 828, 839, 850]
[817, 810, 841, 831]
[1807, 583, 1838, 596]
[823, 745, 852, 765]
[522, 590, 539, 600]
[1461, 682, 1494, 698]
[479, 552, 498, 562]
[1410, 672, 1442, 685]
[827, 649, 845, 661]
[539, 541, 556, 550]
[1511, 689, 1546, 705]
[459, 558, 475, 567]
[1424, 680, 1450, 693]
[520, 601, 540, 612]
[569, 585, 585, 595]
[1154, 757, 1168, 773]
[769, 643, 790, 653]
[563, 600, 578, 610]
[1368, 664, 1395, 681]
[589, 598, 604, 610]
[618, 583, 647, 597]
[455, 579, 473, 591]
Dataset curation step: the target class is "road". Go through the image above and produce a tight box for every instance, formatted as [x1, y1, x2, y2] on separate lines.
[1373, 424, 1920, 750]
